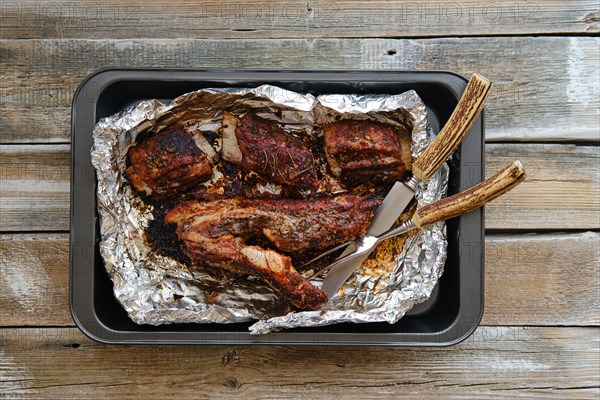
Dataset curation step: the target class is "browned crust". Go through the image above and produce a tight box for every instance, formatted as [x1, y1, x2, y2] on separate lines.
[164, 193, 383, 310]
[323, 119, 411, 186]
[126, 126, 213, 197]
[235, 113, 319, 192]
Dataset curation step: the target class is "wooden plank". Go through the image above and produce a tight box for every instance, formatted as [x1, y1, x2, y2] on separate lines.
[1, 232, 598, 327]
[1, 37, 599, 143]
[0, 145, 70, 232]
[0, 234, 70, 326]
[0, 327, 598, 398]
[481, 232, 600, 326]
[0, 0, 597, 39]
[1, 143, 597, 231]
[484, 143, 600, 230]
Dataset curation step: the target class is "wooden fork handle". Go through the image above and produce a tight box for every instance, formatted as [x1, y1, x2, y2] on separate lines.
[412, 73, 492, 181]
[412, 161, 526, 228]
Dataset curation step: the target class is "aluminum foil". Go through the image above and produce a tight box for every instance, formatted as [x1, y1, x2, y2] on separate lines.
[91, 85, 448, 334]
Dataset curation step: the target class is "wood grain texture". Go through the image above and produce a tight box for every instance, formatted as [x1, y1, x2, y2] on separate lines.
[1, 143, 597, 231]
[0, 0, 597, 39]
[481, 232, 600, 326]
[1, 37, 599, 143]
[0, 145, 70, 232]
[0, 327, 598, 399]
[1, 232, 598, 327]
[0, 234, 69, 326]
[484, 143, 600, 230]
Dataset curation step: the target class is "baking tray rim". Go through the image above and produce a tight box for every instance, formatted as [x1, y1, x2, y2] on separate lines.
[70, 68, 484, 346]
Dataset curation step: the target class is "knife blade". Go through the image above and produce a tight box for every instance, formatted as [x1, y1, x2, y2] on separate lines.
[321, 73, 492, 296]
[320, 183, 411, 295]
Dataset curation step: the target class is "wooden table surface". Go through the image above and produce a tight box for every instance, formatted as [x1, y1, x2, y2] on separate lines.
[1, 1, 599, 398]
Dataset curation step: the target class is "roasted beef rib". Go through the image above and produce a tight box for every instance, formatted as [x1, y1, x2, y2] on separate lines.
[125, 126, 214, 197]
[323, 119, 411, 186]
[222, 112, 319, 192]
[165, 193, 382, 310]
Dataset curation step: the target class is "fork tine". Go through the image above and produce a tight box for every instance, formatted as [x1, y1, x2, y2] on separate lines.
[300, 241, 354, 268]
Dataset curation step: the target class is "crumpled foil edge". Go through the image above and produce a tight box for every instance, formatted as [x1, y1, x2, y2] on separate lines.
[91, 85, 448, 335]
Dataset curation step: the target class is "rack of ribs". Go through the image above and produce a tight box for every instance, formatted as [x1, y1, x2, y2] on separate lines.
[323, 119, 412, 186]
[165, 193, 383, 310]
[221, 112, 319, 192]
[125, 126, 216, 198]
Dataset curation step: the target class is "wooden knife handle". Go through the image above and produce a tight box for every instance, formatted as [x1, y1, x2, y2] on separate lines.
[412, 161, 526, 228]
[412, 73, 492, 181]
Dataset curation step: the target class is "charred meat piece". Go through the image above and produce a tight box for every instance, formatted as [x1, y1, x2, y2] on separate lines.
[125, 126, 214, 197]
[254, 194, 383, 254]
[222, 112, 319, 192]
[165, 193, 382, 310]
[323, 119, 412, 186]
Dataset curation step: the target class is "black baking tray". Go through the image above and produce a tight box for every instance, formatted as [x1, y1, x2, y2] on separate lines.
[70, 69, 484, 345]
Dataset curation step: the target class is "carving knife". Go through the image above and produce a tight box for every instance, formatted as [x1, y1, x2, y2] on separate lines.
[320, 161, 525, 296]
[320, 73, 492, 296]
